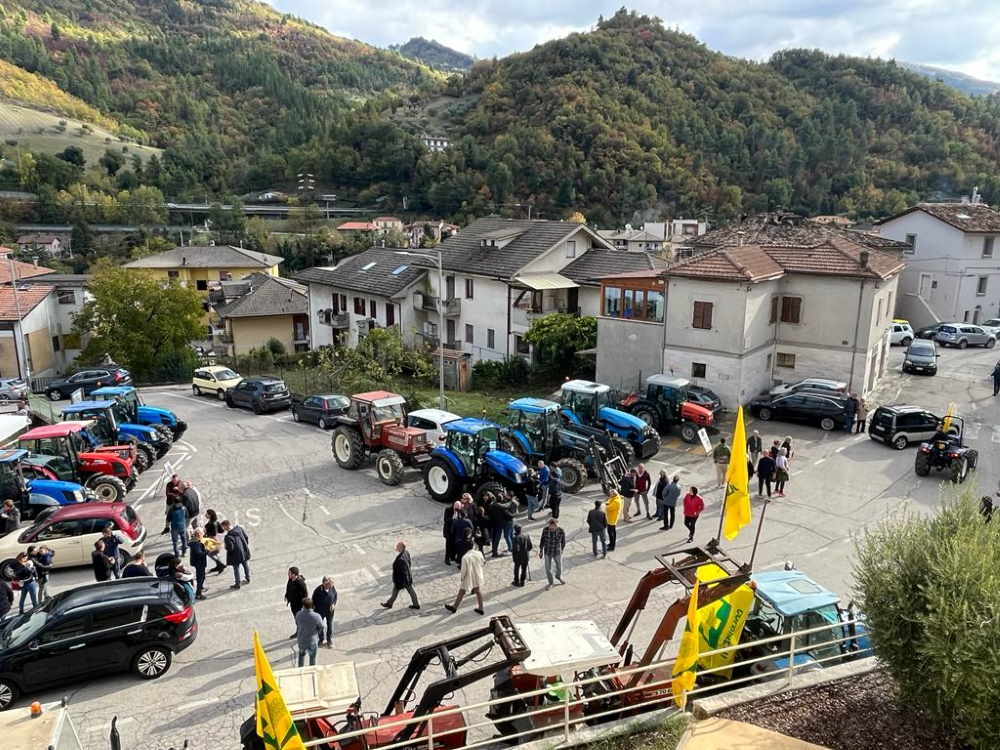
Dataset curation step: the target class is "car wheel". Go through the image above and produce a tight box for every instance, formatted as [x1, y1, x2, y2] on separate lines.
[133, 645, 172, 679]
[226, 394, 235, 408]
[193, 385, 201, 396]
[47, 390, 62, 401]
[217, 389, 226, 401]
[900, 337, 912, 347]
[758, 407, 772, 421]
[318, 417, 328, 430]
[0, 395, 8, 402]
[252, 401, 263, 415]
[820, 417, 836, 431]
[988, 338, 996, 349]
[0, 677, 18, 711]
[291, 409, 299, 422]
[958, 339, 968, 349]
[892, 435, 908, 450]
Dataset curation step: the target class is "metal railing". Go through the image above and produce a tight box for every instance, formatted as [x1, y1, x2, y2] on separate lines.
[292, 617, 871, 750]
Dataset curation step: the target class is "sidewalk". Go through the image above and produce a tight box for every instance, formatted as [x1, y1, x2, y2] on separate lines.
[678, 718, 828, 750]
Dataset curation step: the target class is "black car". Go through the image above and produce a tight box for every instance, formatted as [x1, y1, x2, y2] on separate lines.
[915, 323, 945, 340]
[0, 578, 196, 709]
[225, 376, 291, 414]
[45, 368, 132, 402]
[750, 391, 849, 432]
[902, 339, 938, 375]
[868, 405, 941, 450]
[683, 384, 723, 413]
[291, 393, 350, 429]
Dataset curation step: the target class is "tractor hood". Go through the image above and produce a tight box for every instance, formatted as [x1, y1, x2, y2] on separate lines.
[484, 450, 528, 481]
[597, 406, 649, 432]
[119, 422, 162, 442]
[28, 478, 87, 502]
[137, 405, 177, 424]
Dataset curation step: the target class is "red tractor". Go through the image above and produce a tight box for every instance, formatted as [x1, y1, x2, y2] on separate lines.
[331, 391, 433, 485]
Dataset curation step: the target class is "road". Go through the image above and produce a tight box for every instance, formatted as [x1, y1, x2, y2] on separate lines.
[24, 342, 1000, 749]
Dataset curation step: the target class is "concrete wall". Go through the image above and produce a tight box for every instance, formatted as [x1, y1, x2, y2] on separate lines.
[425, 273, 509, 362]
[230, 315, 294, 356]
[26, 327, 54, 374]
[305, 280, 421, 350]
[664, 277, 746, 353]
[595, 316, 663, 392]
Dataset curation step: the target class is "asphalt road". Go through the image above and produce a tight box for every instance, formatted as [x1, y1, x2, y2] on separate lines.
[22, 343, 1000, 750]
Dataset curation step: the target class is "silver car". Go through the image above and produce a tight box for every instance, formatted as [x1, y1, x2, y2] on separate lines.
[0, 377, 28, 402]
[934, 324, 996, 349]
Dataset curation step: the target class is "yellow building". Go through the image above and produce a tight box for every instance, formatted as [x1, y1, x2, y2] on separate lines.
[214, 275, 310, 356]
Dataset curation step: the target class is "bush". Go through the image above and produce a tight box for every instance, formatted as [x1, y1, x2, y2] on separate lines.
[471, 357, 530, 389]
[854, 489, 1000, 748]
[265, 337, 286, 356]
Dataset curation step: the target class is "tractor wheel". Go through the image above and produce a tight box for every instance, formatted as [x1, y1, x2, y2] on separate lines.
[474, 480, 505, 504]
[611, 436, 636, 467]
[950, 456, 969, 483]
[375, 449, 405, 486]
[423, 456, 461, 503]
[914, 451, 931, 476]
[133, 450, 150, 474]
[331, 427, 365, 470]
[633, 407, 658, 428]
[757, 407, 773, 422]
[135, 442, 155, 470]
[680, 422, 699, 443]
[153, 425, 173, 443]
[86, 473, 128, 502]
[554, 457, 587, 494]
[966, 449, 979, 470]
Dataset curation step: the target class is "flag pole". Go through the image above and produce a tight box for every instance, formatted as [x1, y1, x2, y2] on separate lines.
[748, 497, 770, 570]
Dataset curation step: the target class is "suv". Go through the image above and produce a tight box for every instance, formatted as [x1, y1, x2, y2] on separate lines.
[902, 339, 938, 375]
[889, 322, 914, 346]
[192, 365, 242, 400]
[45, 368, 131, 402]
[0, 578, 196, 710]
[935, 324, 996, 349]
[226, 376, 291, 414]
[868, 405, 941, 450]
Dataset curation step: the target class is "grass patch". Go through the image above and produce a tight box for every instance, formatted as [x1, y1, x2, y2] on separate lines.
[408, 384, 558, 421]
[587, 714, 690, 750]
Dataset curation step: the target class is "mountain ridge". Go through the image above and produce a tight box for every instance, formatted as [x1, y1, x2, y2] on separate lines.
[391, 37, 474, 72]
[900, 62, 1000, 96]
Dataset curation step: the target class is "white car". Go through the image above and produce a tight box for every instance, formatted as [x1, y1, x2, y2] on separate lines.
[979, 318, 1000, 337]
[889, 322, 915, 346]
[406, 408, 461, 444]
[768, 378, 848, 397]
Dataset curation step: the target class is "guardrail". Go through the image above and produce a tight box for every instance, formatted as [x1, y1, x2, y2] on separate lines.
[293, 617, 871, 749]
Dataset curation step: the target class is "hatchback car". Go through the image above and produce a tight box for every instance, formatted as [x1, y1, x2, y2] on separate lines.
[45, 368, 132, 402]
[192, 366, 243, 400]
[0, 502, 145, 569]
[407, 408, 462, 443]
[902, 339, 938, 375]
[915, 323, 945, 340]
[888, 322, 915, 346]
[0, 379, 28, 403]
[868, 405, 942, 450]
[768, 378, 848, 398]
[225, 376, 291, 414]
[750, 391, 849, 431]
[0, 577, 196, 710]
[935, 324, 996, 349]
[291, 394, 350, 429]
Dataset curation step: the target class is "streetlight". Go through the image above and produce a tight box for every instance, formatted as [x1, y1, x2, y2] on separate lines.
[402, 249, 446, 409]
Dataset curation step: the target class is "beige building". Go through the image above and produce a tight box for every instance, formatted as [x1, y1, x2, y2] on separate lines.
[214, 275, 310, 356]
[0, 284, 58, 380]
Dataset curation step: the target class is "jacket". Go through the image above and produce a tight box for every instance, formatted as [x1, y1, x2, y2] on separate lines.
[635, 471, 651, 493]
[167, 503, 189, 531]
[392, 550, 413, 587]
[619, 475, 635, 498]
[662, 481, 681, 508]
[488, 499, 514, 527]
[312, 584, 338, 617]
[182, 487, 201, 518]
[654, 477, 667, 501]
[189, 540, 208, 570]
[512, 533, 532, 562]
[285, 575, 308, 610]
[122, 562, 151, 578]
[451, 516, 473, 546]
[539, 526, 566, 557]
[1, 506, 20, 534]
[92, 551, 113, 581]
[747, 435, 762, 452]
[683, 493, 705, 518]
[713, 443, 731, 464]
[295, 608, 325, 652]
[442, 506, 455, 538]
[224, 525, 251, 563]
[757, 455, 776, 478]
[587, 508, 607, 533]
[605, 494, 622, 525]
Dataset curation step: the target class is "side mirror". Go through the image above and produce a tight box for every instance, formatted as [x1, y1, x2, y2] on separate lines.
[28, 641, 39, 651]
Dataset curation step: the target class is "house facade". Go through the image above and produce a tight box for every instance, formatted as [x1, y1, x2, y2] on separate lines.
[21, 272, 92, 367]
[16, 234, 63, 257]
[876, 202, 1000, 327]
[212, 275, 310, 356]
[596, 238, 903, 404]
[0, 285, 60, 380]
[373, 216, 405, 234]
[597, 228, 664, 253]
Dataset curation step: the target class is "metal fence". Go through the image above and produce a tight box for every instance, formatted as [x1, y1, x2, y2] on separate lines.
[290, 617, 872, 750]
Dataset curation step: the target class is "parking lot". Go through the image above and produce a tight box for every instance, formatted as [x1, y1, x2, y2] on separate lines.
[24, 342, 1000, 750]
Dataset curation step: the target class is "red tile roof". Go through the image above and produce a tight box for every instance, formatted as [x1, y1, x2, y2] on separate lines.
[338, 221, 377, 231]
[0, 257, 56, 284]
[0, 285, 54, 321]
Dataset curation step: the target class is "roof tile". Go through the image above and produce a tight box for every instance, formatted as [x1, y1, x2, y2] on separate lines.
[881, 202, 1000, 233]
[296, 248, 427, 298]
[123, 245, 283, 270]
[0, 285, 53, 321]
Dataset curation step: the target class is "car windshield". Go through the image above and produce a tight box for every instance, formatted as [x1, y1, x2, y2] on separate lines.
[263, 383, 286, 393]
[326, 396, 349, 409]
[214, 369, 238, 380]
[909, 341, 934, 354]
[0, 609, 50, 649]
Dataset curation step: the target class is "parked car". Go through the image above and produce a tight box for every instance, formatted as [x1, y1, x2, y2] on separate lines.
[681, 383, 723, 413]
[45, 368, 132, 402]
[915, 323, 945, 340]
[0, 379, 28, 403]
[290, 394, 350, 429]
[0, 577, 196, 710]
[192, 366, 243, 400]
[868, 405, 942, 450]
[0, 502, 145, 569]
[768, 378, 848, 398]
[407, 408, 462, 443]
[889, 322, 915, 346]
[979, 318, 1000, 337]
[935, 324, 996, 349]
[750, 391, 850, 431]
[225, 376, 291, 414]
[902, 339, 938, 375]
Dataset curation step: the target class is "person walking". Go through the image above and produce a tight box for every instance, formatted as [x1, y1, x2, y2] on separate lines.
[445, 532, 486, 615]
[775, 448, 790, 497]
[222, 519, 251, 589]
[660, 475, 681, 531]
[28, 545, 54, 601]
[844, 393, 858, 432]
[547, 467, 563, 520]
[91, 540, 113, 583]
[538, 518, 566, 589]
[443, 501, 459, 565]
[472, 498, 490, 555]
[682, 487, 705, 543]
[489, 493, 515, 557]
[712, 438, 731, 487]
[634, 464, 652, 519]
[285, 567, 308, 638]
[100, 524, 129, 579]
[536, 461, 550, 511]
[524, 468, 541, 521]
[619, 469, 636, 522]
[747, 430, 763, 468]
[122, 551, 151, 578]
[0, 499, 20, 535]
[181, 481, 201, 529]
[167, 499, 189, 559]
[605, 491, 621, 550]
[295, 598, 325, 667]
[511, 525, 532, 587]
[312, 577, 338, 648]
[855, 397, 868, 434]
[381, 541, 420, 610]
[587, 500, 607, 558]
[780, 436, 794, 461]
[11, 552, 37, 613]
[189, 529, 209, 600]
[161, 473, 184, 534]
[653, 470, 668, 522]
[992, 361, 1000, 397]
[757, 451, 776, 498]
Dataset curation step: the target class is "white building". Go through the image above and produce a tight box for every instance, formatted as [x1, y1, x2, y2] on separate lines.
[422, 135, 450, 152]
[596, 237, 903, 404]
[876, 202, 1000, 327]
[597, 227, 664, 253]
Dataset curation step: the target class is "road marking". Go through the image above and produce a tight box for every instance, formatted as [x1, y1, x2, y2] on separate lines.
[813, 458, 826, 465]
[85, 717, 135, 735]
[834, 446, 846, 453]
[175, 697, 220, 711]
[334, 522, 347, 534]
[132, 453, 188, 508]
[992, 428, 1000, 444]
[319, 505, 330, 515]
[353, 543, 367, 555]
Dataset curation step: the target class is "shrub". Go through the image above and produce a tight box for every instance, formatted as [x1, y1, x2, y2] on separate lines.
[265, 337, 286, 356]
[854, 489, 1000, 748]
[471, 357, 530, 389]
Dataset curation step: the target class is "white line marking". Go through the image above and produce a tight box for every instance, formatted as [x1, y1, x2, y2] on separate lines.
[813, 458, 826, 465]
[834, 446, 846, 453]
[175, 697, 220, 711]
[334, 522, 347, 534]
[319, 506, 330, 515]
[353, 543, 366, 555]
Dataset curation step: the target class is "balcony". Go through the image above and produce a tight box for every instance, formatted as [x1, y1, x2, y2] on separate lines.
[217, 332, 233, 344]
[318, 309, 351, 328]
[526, 305, 581, 320]
[414, 292, 461, 317]
[416, 331, 463, 352]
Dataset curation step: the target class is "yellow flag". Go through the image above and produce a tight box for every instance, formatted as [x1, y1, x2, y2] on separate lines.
[941, 402, 956, 432]
[722, 406, 751, 540]
[671, 579, 701, 709]
[254, 632, 306, 750]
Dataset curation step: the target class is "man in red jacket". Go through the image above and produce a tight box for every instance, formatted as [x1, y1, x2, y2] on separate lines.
[634, 464, 652, 520]
[682, 487, 705, 543]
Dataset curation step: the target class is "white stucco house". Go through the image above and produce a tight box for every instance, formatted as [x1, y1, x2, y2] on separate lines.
[596, 237, 904, 405]
[876, 202, 1000, 327]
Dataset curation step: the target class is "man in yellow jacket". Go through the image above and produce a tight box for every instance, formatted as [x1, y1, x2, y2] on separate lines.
[605, 492, 622, 551]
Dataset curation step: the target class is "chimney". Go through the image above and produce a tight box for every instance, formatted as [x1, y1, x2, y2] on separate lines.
[860, 250, 870, 268]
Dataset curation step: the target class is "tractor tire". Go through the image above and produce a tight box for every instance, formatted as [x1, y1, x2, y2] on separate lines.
[133, 450, 150, 474]
[914, 451, 931, 476]
[375, 449, 405, 486]
[950, 456, 969, 483]
[136, 442, 156, 470]
[757, 407, 773, 422]
[332, 427, 365, 470]
[86, 473, 128, 502]
[554, 457, 587, 494]
[423, 456, 461, 503]
[474, 480, 505, 504]
[633, 407, 658, 429]
[153, 425, 173, 443]
[611, 436, 636, 467]
[680, 422, 699, 443]
[966, 449, 979, 470]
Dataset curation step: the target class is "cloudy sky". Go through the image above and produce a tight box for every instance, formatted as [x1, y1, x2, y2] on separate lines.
[263, 0, 1000, 81]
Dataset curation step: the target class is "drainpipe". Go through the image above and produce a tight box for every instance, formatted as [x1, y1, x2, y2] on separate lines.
[659, 277, 670, 380]
[848, 278, 865, 392]
[506, 283, 512, 359]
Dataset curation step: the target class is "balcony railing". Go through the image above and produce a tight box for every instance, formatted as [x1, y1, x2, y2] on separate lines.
[415, 292, 461, 316]
[216, 332, 233, 344]
[525, 305, 581, 319]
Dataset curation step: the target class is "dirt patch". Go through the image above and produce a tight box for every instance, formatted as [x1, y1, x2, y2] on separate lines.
[717, 669, 958, 750]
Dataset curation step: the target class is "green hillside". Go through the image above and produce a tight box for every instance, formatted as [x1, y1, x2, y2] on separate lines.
[391, 37, 474, 72]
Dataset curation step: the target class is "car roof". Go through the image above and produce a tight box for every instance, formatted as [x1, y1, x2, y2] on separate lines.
[751, 570, 840, 616]
[91, 386, 134, 395]
[509, 397, 559, 413]
[0, 448, 28, 464]
[561, 379, 610, 394]
[245, 376, 282, 384]
[793, 378, 846, 387]
[312, 393, 348, 400]
[20, 422, 87, 440]
[52, 578, 175, 615]
[445, 417, 499, 435]
[43, 501, 127, 520]
[877, 404, 925, 414]
[647, 374, 688, 388]
[198, 365, 239, 374]
[409, 408, 460, 423]
[61, 400, 111, 412]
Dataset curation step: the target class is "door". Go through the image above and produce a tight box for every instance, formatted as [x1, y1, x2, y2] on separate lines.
[302, 396, 322, 423]
[916, 412, 940, 443]
[445, 276, 455, 301]
[772, 395, 801, 421]
[22, 613, 92, 688]
[33, 518, 87, 564]
[446, 319, 456, 345]
[567, 287, 579, 314]
[86, 604, 147, 672]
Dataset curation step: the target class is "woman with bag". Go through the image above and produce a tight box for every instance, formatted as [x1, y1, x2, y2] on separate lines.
[775, 448, 790, 497]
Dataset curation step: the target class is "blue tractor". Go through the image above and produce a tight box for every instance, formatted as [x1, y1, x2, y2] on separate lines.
[61, 400, 170, 471]
[422, 418, 530, 504]
[0, 448, 91, 520]
[559, 380, 661, 463]
[499, 397, 628, 494]
[91, 385, 187, 442]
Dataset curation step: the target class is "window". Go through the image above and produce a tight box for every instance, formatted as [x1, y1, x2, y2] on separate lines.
[385, 303, 395, 326]
[644, 289, 665, 323]
[904, 234, 917, 254]
[167, 270, 180, 279]
[692, 301, 713, 330]
[369, 300, 376, 318]
[514, 335, 530, 354]
[40, 615, 88, 644]
[623, 289, 635, 318]
[445, 275, 455, 300]
[57, 290, 75, 305]
[52, 335, 60, 352]
[353, 297, 365, 315]
[340, 294, 347, 311]
[691, 362, 707, 378]
[766, 353, 773, 370]
[332, 294, 339, 314]
[769, 296, 778, 324]
[983, 237, 994, 258]
[465, 324, 473, 344]
[603, 286, 623, 317]
[565, 240, 577, 258]
[196, 279, 208, 291]
[780, 296, 802, 324]
[963, 310, 970, 322]
[776, 352, 796, 368]
[887, 292, 894, 318]
[465, 278, 474, 299]
[92, 606, 144, 631]
[487, 328, 495, 349]
[977, 276, 988, 296]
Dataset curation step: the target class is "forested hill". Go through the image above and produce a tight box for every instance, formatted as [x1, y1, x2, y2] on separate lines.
[391, 37, 474, 72]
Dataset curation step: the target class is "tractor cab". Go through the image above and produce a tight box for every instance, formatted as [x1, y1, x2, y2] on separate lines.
[423, 418, 529, 503]
[501, 398, 563, 456]
[91, 385, 187, 440]
[914, 415, 979, 483]
[0, 448, 89, 519]
[18, 422, 133, 502]
[560, 379, 661, 461]
[619, 374, 714, 443]
[560, 380, 614, 424]
[442, 419, 501, 476]
[349, 392, 417, 447]
[61, 400, 167, 467]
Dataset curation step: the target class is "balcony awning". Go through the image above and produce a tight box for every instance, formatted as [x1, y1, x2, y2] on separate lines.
[512, 272, 579, 290]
